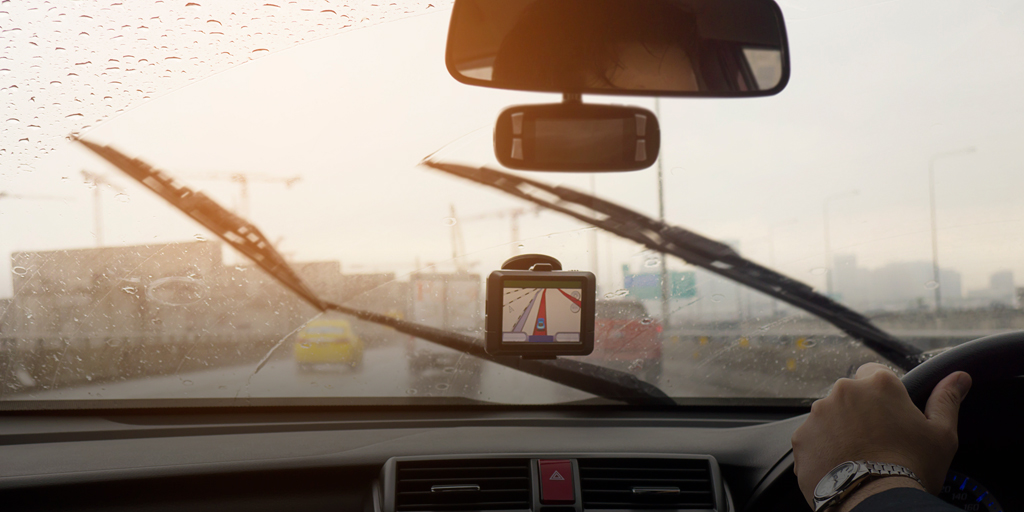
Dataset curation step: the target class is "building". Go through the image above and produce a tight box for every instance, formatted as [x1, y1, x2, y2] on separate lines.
[966, 270, 1017, 308]
[5, 241, 414, 340]
[1, 241, 412, 391]
[831, 255, 962, 311]
[7, 241, 313, 341]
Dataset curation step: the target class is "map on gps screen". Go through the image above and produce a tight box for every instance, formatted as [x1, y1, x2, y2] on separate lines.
[501, 280, 583, 343]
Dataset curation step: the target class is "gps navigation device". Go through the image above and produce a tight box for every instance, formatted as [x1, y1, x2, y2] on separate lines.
[485, 257, 595, 357]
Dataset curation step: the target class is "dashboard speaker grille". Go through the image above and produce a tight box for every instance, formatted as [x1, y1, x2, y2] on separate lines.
[395, 458, 531, 511]
[578, 458, 714, 510]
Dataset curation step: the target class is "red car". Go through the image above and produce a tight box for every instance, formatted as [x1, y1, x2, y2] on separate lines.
[592, 299, 663, 383]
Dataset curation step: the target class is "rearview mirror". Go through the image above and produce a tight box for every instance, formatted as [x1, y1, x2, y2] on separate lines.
[494, 103, 659, 172]
[446, 0, 789, 97]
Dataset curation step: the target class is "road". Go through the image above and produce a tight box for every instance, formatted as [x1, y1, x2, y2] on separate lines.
[503, 286, 582, 343]
[10, 340, 785, 403]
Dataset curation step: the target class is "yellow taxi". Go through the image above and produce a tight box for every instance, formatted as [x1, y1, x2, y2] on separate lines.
[294, 319, 364, 372]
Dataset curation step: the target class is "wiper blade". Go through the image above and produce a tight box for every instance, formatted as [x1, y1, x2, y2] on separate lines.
[422, 160, 923, 371]
[77, 139, 674, 406]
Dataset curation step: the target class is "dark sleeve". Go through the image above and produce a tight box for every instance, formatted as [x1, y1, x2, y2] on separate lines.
[850, 488, 962, 512]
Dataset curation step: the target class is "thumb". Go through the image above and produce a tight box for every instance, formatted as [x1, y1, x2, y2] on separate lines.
[924, 371, 972, 428]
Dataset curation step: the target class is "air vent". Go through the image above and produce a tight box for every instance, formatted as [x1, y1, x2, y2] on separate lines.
[395, 458, 531, 511]
[578, 458, 715, 510]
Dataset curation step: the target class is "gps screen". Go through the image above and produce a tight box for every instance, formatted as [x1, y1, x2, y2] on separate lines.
[501, 279, 583, 343]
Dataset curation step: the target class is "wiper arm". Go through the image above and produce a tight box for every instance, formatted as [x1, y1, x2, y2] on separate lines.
[422, 160, 923, 371]
[77, 139, 674, 406]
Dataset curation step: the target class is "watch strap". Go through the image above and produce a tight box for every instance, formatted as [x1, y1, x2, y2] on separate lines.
[861, 461, 923, 485]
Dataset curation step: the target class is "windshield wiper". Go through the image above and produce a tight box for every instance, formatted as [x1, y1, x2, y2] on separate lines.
[421, 160, 923, 371]
[76, 139, 674, 407]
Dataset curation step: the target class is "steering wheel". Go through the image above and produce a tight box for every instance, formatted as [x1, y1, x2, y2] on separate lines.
[747, 332, 1023, 512]
[752, 332, 1022, 510]
[902, 330, 1024, 409]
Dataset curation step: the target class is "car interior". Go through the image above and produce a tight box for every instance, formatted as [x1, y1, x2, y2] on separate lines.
[1, 1, 1021, 511]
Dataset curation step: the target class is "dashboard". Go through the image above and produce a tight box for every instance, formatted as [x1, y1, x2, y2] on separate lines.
[0, 379, 1018, 512]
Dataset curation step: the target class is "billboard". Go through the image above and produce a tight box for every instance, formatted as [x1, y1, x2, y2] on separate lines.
[623, 268, 696, 300]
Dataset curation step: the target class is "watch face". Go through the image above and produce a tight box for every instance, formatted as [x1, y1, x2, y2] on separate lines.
[814, 462, 859, 498]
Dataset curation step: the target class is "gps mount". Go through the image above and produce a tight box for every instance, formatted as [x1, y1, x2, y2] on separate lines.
[500, 253, 563, 271]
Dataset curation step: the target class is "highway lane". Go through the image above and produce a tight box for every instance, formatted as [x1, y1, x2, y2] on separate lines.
[8, 345, 596, 403]
[11, 342, 762, 403]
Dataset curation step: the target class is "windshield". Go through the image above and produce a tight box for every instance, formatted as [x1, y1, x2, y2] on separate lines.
[2, 0, 1021, 406]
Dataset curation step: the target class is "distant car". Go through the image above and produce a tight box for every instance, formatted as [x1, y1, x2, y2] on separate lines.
[294, 319, 364, 372]
[592, 299, 663, 383]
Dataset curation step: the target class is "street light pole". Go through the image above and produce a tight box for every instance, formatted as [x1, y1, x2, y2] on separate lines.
[655, 97, 671, 329]
[654, 98, 670, 329]
[928, 147, 975, 314]
[589, 174, 599, 274]
[823, 190, 859, 297]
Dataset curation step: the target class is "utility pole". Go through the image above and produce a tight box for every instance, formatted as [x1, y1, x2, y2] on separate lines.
[449, 204, 468, 272]
[589, 175, 599, 274]
[928, 147, 975, 313]
[655, 98, 670, 329]
[94, 186, 101, 247]
[81, 170, 127, 247]
[510, 212, 522, 251]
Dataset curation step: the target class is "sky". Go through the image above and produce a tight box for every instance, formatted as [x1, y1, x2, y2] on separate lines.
[3, 0, 1024, 303]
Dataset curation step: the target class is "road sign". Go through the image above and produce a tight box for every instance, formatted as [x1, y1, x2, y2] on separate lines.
[623, 269, 696, 299]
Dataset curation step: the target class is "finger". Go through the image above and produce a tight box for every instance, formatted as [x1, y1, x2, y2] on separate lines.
[854, 362, 894, 380]
[924, 371, 972, 429]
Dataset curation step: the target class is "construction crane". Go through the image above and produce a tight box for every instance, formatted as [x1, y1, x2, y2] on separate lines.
[176, 171, 301, 218]
[81, 169, 127, 247]
[460, 206, 544, 257]
[0, 191, 72, 202]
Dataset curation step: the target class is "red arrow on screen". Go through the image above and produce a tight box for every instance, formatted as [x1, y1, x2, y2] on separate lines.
[557, 288, 581, 307]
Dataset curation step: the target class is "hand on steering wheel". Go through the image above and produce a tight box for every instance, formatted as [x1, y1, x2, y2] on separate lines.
[791, 362, 972, 510]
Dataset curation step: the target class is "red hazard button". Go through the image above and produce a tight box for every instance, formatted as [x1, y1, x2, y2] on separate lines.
[539, 459, 574, 504]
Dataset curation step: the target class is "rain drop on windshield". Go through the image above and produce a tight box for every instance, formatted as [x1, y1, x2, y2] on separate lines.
[0, 0, 453, 173]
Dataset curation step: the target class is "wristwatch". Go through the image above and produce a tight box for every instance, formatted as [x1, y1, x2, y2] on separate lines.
[812, 460, 923, 512]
